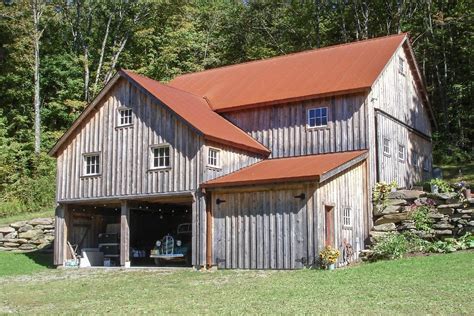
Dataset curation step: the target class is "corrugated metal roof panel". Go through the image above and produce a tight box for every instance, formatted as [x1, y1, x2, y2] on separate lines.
[169, 34, 407, 111]
[202, 150, 367, 188]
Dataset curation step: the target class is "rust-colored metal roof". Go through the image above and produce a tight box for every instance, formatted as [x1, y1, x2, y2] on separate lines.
[202, 150, 368, 188]
[122, 70, 270, 155]
[169, 34, 407, 112]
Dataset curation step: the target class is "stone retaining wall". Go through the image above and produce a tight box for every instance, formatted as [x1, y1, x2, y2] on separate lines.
[0, 218, 54, 252]
[369, 190, 474, 244]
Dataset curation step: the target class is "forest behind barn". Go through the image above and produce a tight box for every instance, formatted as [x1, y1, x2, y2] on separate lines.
[0, 0, 472, 216]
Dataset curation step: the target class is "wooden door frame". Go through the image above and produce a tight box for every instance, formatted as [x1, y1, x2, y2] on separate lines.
[324, 204, 335, 247]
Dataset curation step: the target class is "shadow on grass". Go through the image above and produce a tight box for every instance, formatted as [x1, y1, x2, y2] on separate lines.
[23, 249, 55, 269]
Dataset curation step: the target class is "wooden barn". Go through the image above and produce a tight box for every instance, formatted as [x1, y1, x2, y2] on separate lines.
[49, 33, 434, 269]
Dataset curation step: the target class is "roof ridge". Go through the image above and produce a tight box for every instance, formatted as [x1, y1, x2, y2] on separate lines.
[121, 69, 211, 106]
[172, 33, 407, 80]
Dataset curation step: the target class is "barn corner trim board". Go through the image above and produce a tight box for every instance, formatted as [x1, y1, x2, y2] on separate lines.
[51, 34, 433, 270]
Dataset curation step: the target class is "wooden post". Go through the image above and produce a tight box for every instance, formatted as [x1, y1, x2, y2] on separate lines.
[120, 200, 130, 267]
[206, 193, 212, 268]
[53, 204, 65, 266]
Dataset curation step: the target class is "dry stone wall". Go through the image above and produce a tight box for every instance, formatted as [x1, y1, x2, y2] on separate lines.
[0, 217, 54, 252]
[369, 190, 474, 244]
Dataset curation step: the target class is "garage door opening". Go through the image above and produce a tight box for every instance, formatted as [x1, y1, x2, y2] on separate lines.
[130, 203, 192, 267]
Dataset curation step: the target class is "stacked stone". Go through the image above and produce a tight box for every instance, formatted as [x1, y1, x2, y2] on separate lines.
[370, 190, 474, 244]
[0, 218, 54, 252]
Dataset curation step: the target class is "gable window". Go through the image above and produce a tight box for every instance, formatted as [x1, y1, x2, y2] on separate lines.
[399, 56, 405, 75]
[412, 151, 419, 169]
[383, 138, 391, 156]
[208, 148, 220, 168]
[307, 107, 328, 128]
[118, 108, 133, 126]
[398, 144, 406, 162]
[83, 153, 100, 176]
[151, 145, 170, 169]
[342, 207, 352, 228]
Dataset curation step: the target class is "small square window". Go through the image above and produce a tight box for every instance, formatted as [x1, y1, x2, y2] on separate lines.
[412, 151, 419, 169]
[151, 145, 170, 169]
[83, 154, 100, 176]
[307, 107, 328, 128]
[118, 108, 133, 126]
[398, 144, 405, 161]
[343, 207, 352, 227]
[399, 56, 405, 75]
[208, 148, 220, 168]
[383, 138, 391, 156]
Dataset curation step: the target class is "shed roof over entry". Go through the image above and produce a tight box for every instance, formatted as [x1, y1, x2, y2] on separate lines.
[202, 150, 368, 188]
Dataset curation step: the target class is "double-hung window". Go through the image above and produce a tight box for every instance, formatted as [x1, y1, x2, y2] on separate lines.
[398, 144, 406, 162]
[383, 138, 391, 156]
[342, 207, 352, 228]
[208, 148, 220, 168]
[118, 108, 133, 126]
[151, 145, 170, 169]
[83, 153, 100, 176]
[307, 107, 328, 128]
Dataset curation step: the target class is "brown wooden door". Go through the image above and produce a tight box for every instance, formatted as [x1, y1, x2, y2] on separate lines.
[325, 205, 335, 247]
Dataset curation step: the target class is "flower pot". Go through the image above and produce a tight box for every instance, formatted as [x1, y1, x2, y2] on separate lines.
[327, 263, 335, 271]
[431, 184, 439, 194]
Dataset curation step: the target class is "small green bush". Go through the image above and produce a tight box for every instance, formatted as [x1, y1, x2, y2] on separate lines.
[371, 232, 431, 260]
[409, 205, 434, 232]
[429, 178, 453, 193]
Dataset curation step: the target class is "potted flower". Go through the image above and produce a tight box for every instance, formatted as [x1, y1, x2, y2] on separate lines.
[319, 245, 340, 270]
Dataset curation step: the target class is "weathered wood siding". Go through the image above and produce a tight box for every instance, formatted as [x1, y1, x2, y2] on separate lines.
[210, 161, 367, 269]
[56, 79, 204, 201]
[222, 94, 369, 159]
[203, 141, 261, 182]
[376, 113, 432, 186]
[368, 45, 433, 188]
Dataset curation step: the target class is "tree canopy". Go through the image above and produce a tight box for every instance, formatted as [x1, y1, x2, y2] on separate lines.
[0, 0, 472, 216]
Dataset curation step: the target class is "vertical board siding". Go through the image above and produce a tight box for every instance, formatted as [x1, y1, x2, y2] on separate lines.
[211, 161, 367, 269]
[203, 141, 262, 182]
[56, 79, 206, 201]
[376, 114, 432, 187]
[222, 93, 368, 159]
[368, 45, 433, 188]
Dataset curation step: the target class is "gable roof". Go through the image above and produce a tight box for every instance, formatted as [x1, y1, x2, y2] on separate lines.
[169, 34, 408, 112]
[202, 150, 368, 188]
[49, 70, 270, 157]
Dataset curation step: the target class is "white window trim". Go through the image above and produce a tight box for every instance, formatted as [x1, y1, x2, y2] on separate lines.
[82, 152, 101, 177]
[207, 147, 221, 169]
[399, 56, 405, 76]
[149, 144, 171, 170]
[383, 138, 391, 157]
[117, 107, 133, 127]
[307, 106, 329, 129]
[398, 144, 406, 162]
[342, 207, 352, 229]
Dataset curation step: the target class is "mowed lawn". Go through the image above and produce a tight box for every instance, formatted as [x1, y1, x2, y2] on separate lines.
[0, 251, 472, 314]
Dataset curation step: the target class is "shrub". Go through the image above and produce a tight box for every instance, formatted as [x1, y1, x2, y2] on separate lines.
[409, 205, 434, 232]
[429, 178, 453, 193]
[371, 232, 431, 261]
[373, 181, 397, 204]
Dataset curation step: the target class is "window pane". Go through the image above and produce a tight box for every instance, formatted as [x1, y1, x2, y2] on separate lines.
[316, 117, 322, 126]
[321, 117, 328, 126]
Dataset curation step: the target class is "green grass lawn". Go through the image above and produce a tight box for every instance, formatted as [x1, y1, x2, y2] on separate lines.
[437, 162, 474, 186]
[0, 251, 472, 314]
[0, 209, 54, 226]
[0, 251, 53, 277]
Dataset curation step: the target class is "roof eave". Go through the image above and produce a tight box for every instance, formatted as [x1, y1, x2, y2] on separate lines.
[213, 87, 370, 113]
